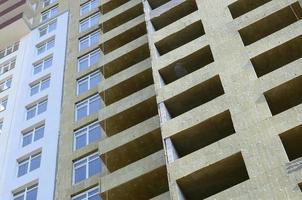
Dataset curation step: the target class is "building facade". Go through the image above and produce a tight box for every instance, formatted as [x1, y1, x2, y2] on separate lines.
[1, 0, 302, 200]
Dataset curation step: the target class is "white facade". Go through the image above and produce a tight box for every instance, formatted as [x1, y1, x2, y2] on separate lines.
[0, 12, 68, 199]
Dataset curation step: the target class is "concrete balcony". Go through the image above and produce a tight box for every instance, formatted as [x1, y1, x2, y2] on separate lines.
[0, 0, 33, 48]
[100, 150, 169, 200]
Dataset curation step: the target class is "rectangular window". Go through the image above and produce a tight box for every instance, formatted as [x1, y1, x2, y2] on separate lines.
[33, 57, 53, 75]
[79, 13, 100, 33]
[22, 125, 45, 147]
[17, 153, 41, 177]
[0, 58, 16, 75]
[37, 39, 55, 55]
[73, 153, 102, 184]
[39, 20, 57, 37]
[13, 184, 38, 200]
[30, 77, 50, 96]
[43, 0, 56, 8]
[0, 42, 19, 59]
[75, 94, 101, 121]
[0, 78, 12, 92]
[79, 31, 100, 51]
[74, 122, 102, 150]
[26, 99, 48, 120]
[77, 49, 100, 72]
[0, 98, 8, 112]
[0, 120, 3, 133]
[80, 0, 99, 16]
[41, 6, 58, 22]
[72, 187, 100, 200]
[77, 71, 100, 95]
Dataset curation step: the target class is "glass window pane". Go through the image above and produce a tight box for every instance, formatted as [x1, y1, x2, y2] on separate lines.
[90, 73, 100, 88]
[80, 20, 89, 32]
[78, 58, 89, 72]
[37, 101, 47, 114]
[37, 45, 45, 54]
[75, 132, 87, 150]
[76, 105, 87, 121]
[47, 40, 55, 49]
[88, 125, 101, 144]
[30, 155, 41, 171]
[18, 162, 28, 177]
[51, 7, 58, 17]
[73, 194, 86, 200]
[80, 4, 90, 16]
[30, 85, 39, 96]
[44, 58, 52, 69]
[27, 107, 36, 120]
[88, 195, 100, 200]
[6, 79, 12, 88]
[90, 51, 100, 66]
[88, 158, 101, 177]
[91, 0, 99, 9]
[41, 79, 50, 90]
[78, 79, 88, 95]
[90, 32, 100, 45]
[90, 15, 99, 27]
[34, 64, 42, 74]
[13, 194, 24, 200]
[23, 133, 33, 147]
[80, 38, 89, 51]
[26, 187, 38, 200]
[48, 21, 57, 32]
[89, 98, 100, 114]
[40, 28, 47, 37]
[34, 126, 44, 141]
[74, 165, 86, 183]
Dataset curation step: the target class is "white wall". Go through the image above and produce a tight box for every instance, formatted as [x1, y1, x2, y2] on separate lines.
[0, 12, 68, 200]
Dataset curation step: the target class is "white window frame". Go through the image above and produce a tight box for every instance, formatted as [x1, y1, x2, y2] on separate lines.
[41, 6, 58, 22]
[73, 153, 100, 184]
[80, 0, 99, 16]
[22, 125, 45, 147]
[76, 71, 100, 95]
[30, 77, 50, 96]
[43, 0, 56, 8]
[79, 31, 100, 51]
[26, 99, 48, 120]
[39, 20, 57, 37]
[17, 153, 41, 177]
[0, 78, 12, 92]
[0, 42, 19, 59]
[77, 49, 100, 72]
[33, 57, 53, 75]
[13, 184, 38, 200]
[0, 98, 8, 112]
[0, 58, 16, 75]
[36, 38, 55, 55]
[75, 94, 100, 121]
[74, 121, 101, 150]
[79, 13, 100, 32]
[72, 186, 100, 200]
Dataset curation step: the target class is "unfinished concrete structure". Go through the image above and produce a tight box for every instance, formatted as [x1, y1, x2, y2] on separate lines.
[55, 0, 302, 199]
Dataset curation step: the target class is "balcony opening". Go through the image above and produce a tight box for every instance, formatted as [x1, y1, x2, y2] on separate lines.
[101, 97, 158, 136]
[251, 35, 302, 77]
[101, 68, 154, 106]
[164, 75, 224, 118]
[264, 75, 302, 115]
[155, 21, 204, 56]
[159, 45, 214, 84]
[101, 128, 162, 172]
[101, 3, 144, 33]
[299, 182, 302, 191]
[228, 0, 272, 19]
[100, 0, 130, 15]
[171, 110, 235, 158]
[279, 124, 302, 161]
[147, 0, 170, 9]
[239, 2, 302, 46]
[177, 152, 249, 200]
[151, 0, 198, 31]
[102, 22, 147, 54]
[102, 44, 150, 78]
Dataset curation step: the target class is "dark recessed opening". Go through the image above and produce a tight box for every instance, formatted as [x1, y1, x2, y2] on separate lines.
[159, 45, 214, 84]
[239, 2, 302, 45]
[100, 0, 130, 15]
[155, 21, 204, 56]
[151, 0, 198, 31]
[228, 0, 272, 19]
[177, 152, 249, 200]
[279, 124, 302, 161]
[147, 0, 170, 9]
[164, 75, 224, 118]
[251, 35, 302, 77]
[264, 75, 302, 115]
[171, 110, 235, 157]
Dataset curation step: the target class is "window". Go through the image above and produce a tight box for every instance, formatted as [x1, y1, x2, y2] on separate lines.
[0, 98, 8, 112]
[13, 184, 38, 200]
[0, 78, 12, 92]
[79, 13, 99, 32]
[0, 120, 3, 133]
[72, 187, 100, 200]
[78, 49, 100, 72]
[22, 125, 45, 147]
[77, 71, 100, 95]
[74, 122, 102, 150]
[75, 94, 101, 121]
[30, 77, 50, 96]
[17, 153, 41, 177]
[80, 0, 99, 16]
[37, 39, 55, 55]
[33, 57, 52, 75]
[0, 58, 16, 75]
[41, 6, 58, 22]
[0, 42, 19, 59]
[26, 99, 48, 120]
[39, 20, 57, 37]
[79, 31, 100, 51]
[73, 153, 102, 184]
[43, 0, 56, 8]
